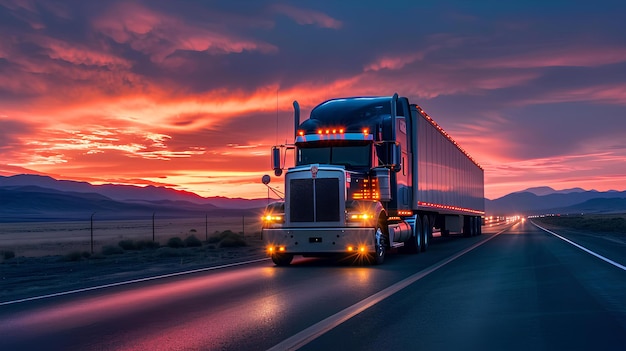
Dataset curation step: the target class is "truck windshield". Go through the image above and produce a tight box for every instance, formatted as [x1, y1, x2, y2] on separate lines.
[298, 145, 371, 168]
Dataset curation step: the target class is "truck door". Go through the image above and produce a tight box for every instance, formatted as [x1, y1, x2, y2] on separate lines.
[396, 117, 411, 208]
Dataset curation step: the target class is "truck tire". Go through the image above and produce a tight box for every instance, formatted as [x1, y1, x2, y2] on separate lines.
[372, 223, 386, 265]
[421, 215, 430, 252]
[463, 216, 472, 237]
[404, 216, 422, 254]
[272, 253, 293, 266]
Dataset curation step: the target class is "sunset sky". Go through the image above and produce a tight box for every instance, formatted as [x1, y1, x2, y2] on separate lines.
[1, 0, 625, 200]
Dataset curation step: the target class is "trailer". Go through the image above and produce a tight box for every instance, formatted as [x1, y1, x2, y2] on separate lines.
[262, 94, 484, 265]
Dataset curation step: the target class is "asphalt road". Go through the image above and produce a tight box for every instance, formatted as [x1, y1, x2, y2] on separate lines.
[1, 220, 625, 350]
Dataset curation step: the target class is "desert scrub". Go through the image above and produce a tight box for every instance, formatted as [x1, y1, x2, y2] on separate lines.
[536, 214, 626, 233]
[102, 245, 124, 255]
[136, 240, 160, 250]
[61, 251, 83, 262]
[118, 239, 160, 250]
[1, 250, 16, 260]
[166, 237, 185, 248]
[118, 239, 139, 250]
[218, 230, 246, 248]
[184, 235, 202, 247]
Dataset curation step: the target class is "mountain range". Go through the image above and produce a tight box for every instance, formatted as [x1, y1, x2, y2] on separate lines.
[0, 174, 275, 222]
[485, 187, 626, 215]
[1, 174, 625, 222]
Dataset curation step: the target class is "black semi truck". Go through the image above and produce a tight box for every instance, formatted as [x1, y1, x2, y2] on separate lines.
[262, 94, 484, 265]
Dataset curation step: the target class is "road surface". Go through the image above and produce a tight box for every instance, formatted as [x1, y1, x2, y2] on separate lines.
[1, 220, 625, 350]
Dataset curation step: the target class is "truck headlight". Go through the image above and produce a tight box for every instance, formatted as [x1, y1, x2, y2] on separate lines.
[262, 213, 284, 228]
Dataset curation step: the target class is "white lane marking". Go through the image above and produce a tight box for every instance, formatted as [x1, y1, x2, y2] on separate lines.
[267, 228, 509, 351]
[0, 257, 269, 306]
[532, 221, 626, 271]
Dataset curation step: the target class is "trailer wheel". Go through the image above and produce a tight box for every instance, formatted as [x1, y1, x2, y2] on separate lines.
[421, 216, 430, 252]
[463, 217, 470, 237]
[404, 216, 422, 254]
[272, 253, 293, 266]
[372, 223, 386, 265]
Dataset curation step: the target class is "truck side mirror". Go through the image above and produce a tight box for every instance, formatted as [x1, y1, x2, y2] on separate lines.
[272, 147, 283, 176]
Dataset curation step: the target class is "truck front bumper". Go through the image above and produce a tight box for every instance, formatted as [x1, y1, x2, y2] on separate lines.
[262, 227, 376, 255]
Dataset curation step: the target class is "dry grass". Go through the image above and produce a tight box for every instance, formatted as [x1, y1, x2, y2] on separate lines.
[0, 216, 262, 258]
[534, 213, 626, 234]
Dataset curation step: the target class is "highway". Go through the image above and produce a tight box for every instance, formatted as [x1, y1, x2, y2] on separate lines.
[1, 220, 625, 350]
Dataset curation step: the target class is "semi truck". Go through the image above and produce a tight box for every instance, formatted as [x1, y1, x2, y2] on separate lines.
[261, 94, 484, 265]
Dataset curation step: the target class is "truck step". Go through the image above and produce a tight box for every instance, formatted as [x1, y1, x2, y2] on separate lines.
[390, 242, 405, 249]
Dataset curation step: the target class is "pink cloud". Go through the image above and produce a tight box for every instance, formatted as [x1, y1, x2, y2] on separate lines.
[272, 4, 342, 29]
[364, 52, 426, 72]
[475, 45, 626, 69]
[92, 2, 277, 64]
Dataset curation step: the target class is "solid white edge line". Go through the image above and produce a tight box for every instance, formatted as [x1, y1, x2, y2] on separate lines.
[267, 228, 509, 351]
[0, 257, 270, 306]
[532, 221, 626, 271]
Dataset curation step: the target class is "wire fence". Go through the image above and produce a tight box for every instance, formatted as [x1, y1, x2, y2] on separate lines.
[0, 214, 263, 258]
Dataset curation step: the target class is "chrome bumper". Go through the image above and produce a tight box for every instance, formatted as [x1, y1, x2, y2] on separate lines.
[262, 227, 375, 254]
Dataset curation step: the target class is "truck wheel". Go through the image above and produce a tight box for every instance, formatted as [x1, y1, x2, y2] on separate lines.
[404, 216, 422, 254]
[421, 216, 430, 252]
[372, 223, 386, 265]
[272, 253, 293, 266]
[463, 217, 470, 237]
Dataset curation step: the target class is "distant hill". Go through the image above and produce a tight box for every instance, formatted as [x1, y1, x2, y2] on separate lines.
[486, 188, 626, 215]
[515, 186, 587, 196]
[0, 185, 265, 222]
[2, 174, 624, 220]
[0, 174, 273, 210]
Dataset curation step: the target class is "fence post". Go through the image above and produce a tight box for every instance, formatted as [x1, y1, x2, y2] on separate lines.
[90, 212, 96, 254]
[152, 212, 155, 242]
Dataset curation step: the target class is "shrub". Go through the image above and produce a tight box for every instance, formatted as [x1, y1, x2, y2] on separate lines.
[136, 240, 160, 250]
[102, 245, 124, 255]
[61, 251, 83, 262]
[219, 231, 246, 248]
[1, 250, 15, 260]
[166, 237, 185, 248]
[118, 239, 138, 250]
[207, 230, 222, 244]
[184, 234, 202, 247]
